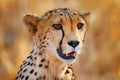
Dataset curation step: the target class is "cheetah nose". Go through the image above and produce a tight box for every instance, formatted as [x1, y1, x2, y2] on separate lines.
[68, 40, 79, 48]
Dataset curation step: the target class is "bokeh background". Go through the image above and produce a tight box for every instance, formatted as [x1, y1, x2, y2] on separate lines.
[0, 0, 120, 80]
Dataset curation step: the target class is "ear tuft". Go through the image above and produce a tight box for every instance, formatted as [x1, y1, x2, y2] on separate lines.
[80, 12, 90, 24]
[81, 12, 90, 18]
[23, 14, 40, 34]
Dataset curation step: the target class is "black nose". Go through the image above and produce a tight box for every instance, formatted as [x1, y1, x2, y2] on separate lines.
[68, 40, 79, 48]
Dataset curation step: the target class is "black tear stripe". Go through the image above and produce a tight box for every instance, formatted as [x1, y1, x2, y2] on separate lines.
[56, 26, 75, 59]
[59, 27, 65, 48]
[56, 27, 65, 58]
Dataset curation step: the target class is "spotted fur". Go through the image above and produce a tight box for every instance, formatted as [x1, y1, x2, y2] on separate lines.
[16, 8, 90, 80]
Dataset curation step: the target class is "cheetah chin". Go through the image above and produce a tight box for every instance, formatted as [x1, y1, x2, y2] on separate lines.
[57, 48, 76, 60]
[56, 47, 78, 64]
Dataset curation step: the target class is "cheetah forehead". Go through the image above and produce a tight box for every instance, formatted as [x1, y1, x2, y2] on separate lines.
[41, 8, 79, 18]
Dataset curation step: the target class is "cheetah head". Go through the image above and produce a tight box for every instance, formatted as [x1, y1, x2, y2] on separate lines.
[23, 8, 90, 64]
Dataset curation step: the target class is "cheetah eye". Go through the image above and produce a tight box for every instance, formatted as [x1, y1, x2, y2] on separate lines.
[77, 23, 84, 29]
[52, 24, 62, 30]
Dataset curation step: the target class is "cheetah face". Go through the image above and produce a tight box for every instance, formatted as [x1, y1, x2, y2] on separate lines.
[51, 22, 83, 63]
[23, 8, 90, 64]
[48, 16, 88, 64]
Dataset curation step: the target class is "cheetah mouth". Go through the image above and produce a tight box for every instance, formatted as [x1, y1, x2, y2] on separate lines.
[65, 51, 76, 57]
[57, 48, 76, 59]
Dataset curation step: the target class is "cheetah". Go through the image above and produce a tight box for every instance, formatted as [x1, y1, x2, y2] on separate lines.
[16, 8, 90, 80]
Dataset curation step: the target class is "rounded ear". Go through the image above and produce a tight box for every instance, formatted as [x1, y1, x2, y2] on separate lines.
[80, 12, 90, 24]
[23, 14, 40, 34]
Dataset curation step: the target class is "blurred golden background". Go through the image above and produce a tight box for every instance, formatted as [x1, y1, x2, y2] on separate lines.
[0, 0, 120, 80]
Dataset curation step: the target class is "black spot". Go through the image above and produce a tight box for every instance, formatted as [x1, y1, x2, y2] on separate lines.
[65, 70, 70, 74]
[25, 76, 29, 80]
[46, 31, 48, 34]
[47, 38, 49, 40]
[42, 45, 46, 48]
[38, 53, 42, 55]
[83, 39, 85, 42]
[68, 66, 71, 69]
[43, 36, 46, 40]
[62, 67, 65, 70]
[19, 73, 22, 78]
[39, 76, 42, 79]
[41, 59, 45, 62]
[27, 62, 30, 65]
[42, 41, 45, 44]
[36, 78, 39, 80]
[39, 46, 42, 49]
[63, 8, 67, 11]
[30, 56, 33, 60]
[34, 72, 37, 76]
[43, 75, 46, 80]
[73, 13, 77, 15]
[68, 66, 73, 71]
[20, 65, 22, 68]
[27, 55, 33, 60]
[45, 65, 48, 68]
[55, 76, 58, 80]
[32, 28, 37, 33]
[49, 10, 53, 13]
[23, 60, 26, 63]
[43, 45, 46, 48]
[30, 69, 34, 74]
[20, 68, 23, 71]
[39, 35, 41, 38]
[21, 75, 24, 79]
[34, 57, 37, 60]
[72, 73, 77, 79]
[15, 76, 18, 80]
[43, 13, 48, 17]
[72, 73, 75, 76]
[54, 10, 57, 13]
[34, 64, 36, 66]
[47, 61, 50, 63]
[34, 53, 37, 55]
[17, 70, 20, 74]
[27, 55, 31, 59]
[30, 63, 33, 66]
[39, 39, 42, 42]
[39, 64, 43, 67]
[23, 69, 27, 72]
[60, 14, 63, 16]
[42, 48, 45, 51]
[23, 62, 27, 65]
[30, 50, 34, 53]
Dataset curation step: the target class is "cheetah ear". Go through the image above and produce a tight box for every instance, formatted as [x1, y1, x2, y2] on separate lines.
[23, 14, 40, 35]
[80, 12, 90, 24]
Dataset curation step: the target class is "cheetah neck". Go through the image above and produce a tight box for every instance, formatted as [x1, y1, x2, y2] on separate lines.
[32, 44, 71, 79]
[17, 39, 76, 80]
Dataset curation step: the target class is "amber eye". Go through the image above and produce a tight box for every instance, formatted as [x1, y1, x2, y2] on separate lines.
[52, 24, 62, 30]
[77, 23, 84, 29]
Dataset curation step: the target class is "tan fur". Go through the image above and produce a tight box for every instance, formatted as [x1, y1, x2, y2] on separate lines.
[16, 8, 89, 80]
